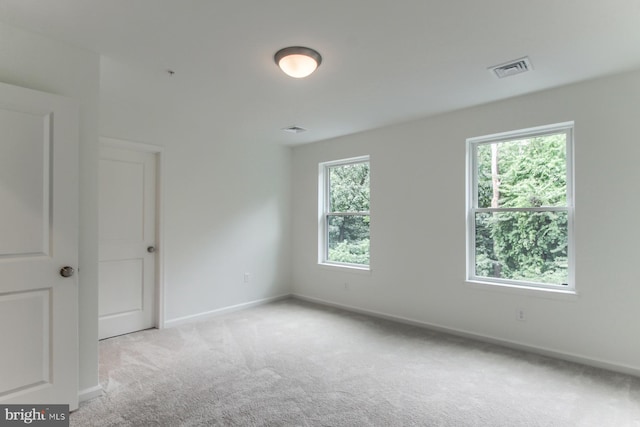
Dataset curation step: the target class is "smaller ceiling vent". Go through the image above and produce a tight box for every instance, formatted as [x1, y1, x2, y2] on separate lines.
[282, 126, 307, 134]
[490, 57, 533, 79]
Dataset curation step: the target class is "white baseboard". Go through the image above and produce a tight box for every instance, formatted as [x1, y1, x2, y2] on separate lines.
[292, 293, 640, 378]
[79, 384, 103, 402]
[164, 294, 292, 328]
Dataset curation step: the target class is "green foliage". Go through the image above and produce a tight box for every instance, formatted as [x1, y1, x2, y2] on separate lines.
[477, 135, 566, 208]
[327, 162, 370, 265]
[329, 238, 370, 265]
[329, 163, 370, 212]
[475, 134, 569, 285]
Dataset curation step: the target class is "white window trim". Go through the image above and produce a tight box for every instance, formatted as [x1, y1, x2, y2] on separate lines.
[318, 155, 370, 270]
[465, 122, 575, 293]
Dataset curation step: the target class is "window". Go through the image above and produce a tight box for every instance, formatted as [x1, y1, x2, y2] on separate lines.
[319, 156, 370, 269]
[466, 123, 574, 291]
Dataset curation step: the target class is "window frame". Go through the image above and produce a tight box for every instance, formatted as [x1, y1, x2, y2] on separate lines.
[318, 155, 371, 270]
[466, 122, 575, 292]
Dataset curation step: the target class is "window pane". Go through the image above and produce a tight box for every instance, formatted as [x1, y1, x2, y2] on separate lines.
[327, 215, 370, 265]
[477, 133, 567, 208]
[475, 211, 568, 285]
[329, 162, 370, 213]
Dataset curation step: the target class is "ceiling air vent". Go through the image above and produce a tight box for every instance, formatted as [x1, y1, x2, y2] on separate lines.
[282, 126, 307, 134]
[490, 57, 532, 79]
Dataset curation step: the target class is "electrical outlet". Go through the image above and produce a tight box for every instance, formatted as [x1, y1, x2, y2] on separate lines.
[243, 272, 251, 284]
[516, 308, 526, 322]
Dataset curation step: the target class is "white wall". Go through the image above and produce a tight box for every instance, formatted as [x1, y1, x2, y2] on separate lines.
[99, 57, 291, 324]
[0, 24, 101, 391]
[292, 69, 640, 374]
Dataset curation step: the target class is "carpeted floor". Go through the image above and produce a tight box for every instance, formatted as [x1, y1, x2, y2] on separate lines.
[71, 298, 640, 426]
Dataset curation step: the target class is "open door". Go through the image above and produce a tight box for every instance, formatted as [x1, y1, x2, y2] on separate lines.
[0, 82, 79, 410]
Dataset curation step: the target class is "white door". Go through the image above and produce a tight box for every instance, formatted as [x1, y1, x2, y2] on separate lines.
[0, 83, 79, 409]
[99, 145, 156, 339]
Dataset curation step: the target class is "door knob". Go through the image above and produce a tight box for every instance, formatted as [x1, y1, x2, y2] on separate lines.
[60, 266, 75, 278]
[147, 246, 156, 253]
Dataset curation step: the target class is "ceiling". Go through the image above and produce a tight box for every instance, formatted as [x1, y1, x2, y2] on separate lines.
[1, 0, 639, 145]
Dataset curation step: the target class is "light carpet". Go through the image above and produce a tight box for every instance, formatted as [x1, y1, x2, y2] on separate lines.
[71, 298, 640, 426]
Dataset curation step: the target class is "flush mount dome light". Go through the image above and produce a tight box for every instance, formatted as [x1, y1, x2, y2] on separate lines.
[274, 46, 322, 78]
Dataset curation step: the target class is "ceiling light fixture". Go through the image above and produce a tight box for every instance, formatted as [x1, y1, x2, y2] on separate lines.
[274, 46, 322, 78]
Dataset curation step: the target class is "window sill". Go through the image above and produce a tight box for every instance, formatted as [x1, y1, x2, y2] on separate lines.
[465, 279, 579, 301]
[318, 262, 371, 275]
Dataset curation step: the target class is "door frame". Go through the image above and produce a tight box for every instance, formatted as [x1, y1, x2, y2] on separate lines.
[99, 137, 166, 329]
